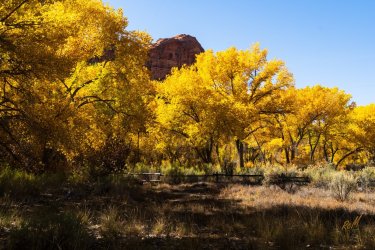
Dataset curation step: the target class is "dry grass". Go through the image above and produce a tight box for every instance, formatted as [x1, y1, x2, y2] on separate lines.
[1, 176, 375, 249]
[220, 184, 375, 215]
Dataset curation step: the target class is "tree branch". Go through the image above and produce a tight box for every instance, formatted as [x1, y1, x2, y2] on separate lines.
[1, 0, 29, 23]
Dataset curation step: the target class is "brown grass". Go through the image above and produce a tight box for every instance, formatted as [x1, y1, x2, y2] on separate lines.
[220, 184, 375, 215]
[1, 178, 375, 249]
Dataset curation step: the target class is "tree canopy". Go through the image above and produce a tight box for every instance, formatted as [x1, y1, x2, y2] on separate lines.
[0, 0, 373, 174]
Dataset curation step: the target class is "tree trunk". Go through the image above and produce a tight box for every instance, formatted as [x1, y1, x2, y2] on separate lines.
[135, 131, 140, 163]
[291, 148, 295, 162]
[330, 143, 338, 163]
[235, 139, 244, 169]
[195, 139, 214, 164]
[285, 148, 290, 164]
[308, 131, 321, 163]
[323, 142, 329, 162]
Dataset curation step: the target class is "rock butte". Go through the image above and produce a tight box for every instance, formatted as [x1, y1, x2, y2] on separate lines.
[147, 34, 204, 80]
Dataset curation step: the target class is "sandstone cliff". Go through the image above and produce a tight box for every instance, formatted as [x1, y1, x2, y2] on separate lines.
[147, 34, 204, 80]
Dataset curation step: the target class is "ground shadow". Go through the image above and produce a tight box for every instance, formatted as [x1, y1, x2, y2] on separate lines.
[1, 180, 375, 249]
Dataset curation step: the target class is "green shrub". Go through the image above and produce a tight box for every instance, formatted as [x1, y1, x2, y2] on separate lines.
[161, 162, 185, 184]
[357, 166, 375, 191]
[200, 163, 221, 175]
[0, 166, 66, 197]
[160, 161, 207, 184]
[304, 163, 337, 188]
[68, 164, 92, 184]
[235, 164, 265, 175]
[93, 174, 142, 195]
[0, 167, 39, 197]
[329, 171, 357, 201]
[263, 165, 305, 193]
[132, 162, 158, 174]
[263, 165, 302, 183]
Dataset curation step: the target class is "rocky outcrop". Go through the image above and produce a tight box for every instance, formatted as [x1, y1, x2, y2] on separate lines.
[88, 49, 115, 65]
[147, 34, 204, 80]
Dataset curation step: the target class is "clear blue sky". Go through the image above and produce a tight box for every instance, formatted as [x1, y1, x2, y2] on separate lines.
[106, 0, 375, 105]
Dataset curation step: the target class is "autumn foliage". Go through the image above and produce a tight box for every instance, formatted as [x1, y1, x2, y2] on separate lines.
[0, 0, 374, 174]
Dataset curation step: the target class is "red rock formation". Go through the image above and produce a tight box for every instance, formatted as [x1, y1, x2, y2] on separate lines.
[147, 34, 204, 80]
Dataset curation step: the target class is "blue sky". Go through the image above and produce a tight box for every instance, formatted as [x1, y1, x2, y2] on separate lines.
[106, 0, 375, 105]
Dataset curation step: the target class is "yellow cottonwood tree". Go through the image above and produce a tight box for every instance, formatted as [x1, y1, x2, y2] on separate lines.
[267, 86, 352, 165]
[0, 0, 152, 172]
[345, 104, 375, 165]
[156, 44, 294, 168]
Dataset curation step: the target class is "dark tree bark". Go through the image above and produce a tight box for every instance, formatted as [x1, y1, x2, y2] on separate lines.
[236, 139, 244, 169]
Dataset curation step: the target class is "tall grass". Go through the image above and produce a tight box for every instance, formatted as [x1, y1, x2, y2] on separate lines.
[7, 212, 93, 250]
[2, 163, 375, 249]
[0, 166, 66, 198]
